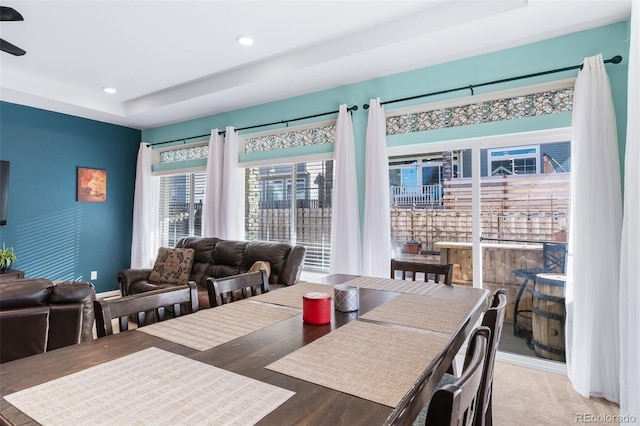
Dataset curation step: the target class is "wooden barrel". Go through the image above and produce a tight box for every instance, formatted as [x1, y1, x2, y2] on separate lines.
[532, 273, 567, 362]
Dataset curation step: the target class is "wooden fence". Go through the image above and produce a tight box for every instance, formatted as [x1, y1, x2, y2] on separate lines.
[245, 208, 332, 271]
[392, 173, 570, 253]
[443, 173, 570, 213]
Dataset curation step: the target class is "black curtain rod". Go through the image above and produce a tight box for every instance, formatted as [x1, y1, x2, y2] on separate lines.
[362, 55, 623, 109]
[147, 105, 358, 147]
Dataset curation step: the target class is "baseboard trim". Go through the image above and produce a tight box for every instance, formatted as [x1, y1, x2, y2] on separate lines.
[96, 289, 121, 299]
[496, 350, 567, 375]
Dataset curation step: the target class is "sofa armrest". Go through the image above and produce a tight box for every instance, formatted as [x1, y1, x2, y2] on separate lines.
[50, 281, 96, 343]
[117, 268, 153, 296]
[280, 245, 307, 286]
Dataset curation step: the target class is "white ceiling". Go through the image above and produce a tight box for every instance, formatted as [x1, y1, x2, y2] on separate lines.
[0, 0, 631, 130]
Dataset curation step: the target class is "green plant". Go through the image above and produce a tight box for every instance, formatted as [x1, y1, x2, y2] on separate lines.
[0, 243, 17, 271]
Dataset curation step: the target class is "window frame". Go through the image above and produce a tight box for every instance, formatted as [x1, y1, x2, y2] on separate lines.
[239, 121, 336, 271]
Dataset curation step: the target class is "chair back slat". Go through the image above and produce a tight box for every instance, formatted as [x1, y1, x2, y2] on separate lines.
[119, 315, 128, 334]
[391, 259, 453, 285]
[207, 270, 270, 307]
[94, 282, 198, 337]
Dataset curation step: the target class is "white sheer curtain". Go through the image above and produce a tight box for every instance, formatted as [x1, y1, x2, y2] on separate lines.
[330, 105, 361, 274]
[130, 142, 156, 268]
[362, 98, 391, 277]
[202, 129, 224, 237]
[620, 3, 639, 421]
[220, 126, 243, 240]
[566, 54, 622, 402]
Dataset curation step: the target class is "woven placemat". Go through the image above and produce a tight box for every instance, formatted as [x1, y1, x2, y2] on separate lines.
[360, 294, 474, 334]
[5, 347, 294, 426]
[343, 276, 439, 296]
[266, 321, 448, 408]
[138, 300, 299, 351]
[252, 282, 335, 308]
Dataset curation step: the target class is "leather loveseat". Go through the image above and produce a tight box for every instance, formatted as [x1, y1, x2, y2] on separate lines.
[0, 279, 96, 363]
[118, 237, 306, 308]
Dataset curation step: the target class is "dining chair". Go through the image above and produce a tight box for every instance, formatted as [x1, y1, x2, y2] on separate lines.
[422, 326, 489, 426]
[391, 259, 453, 285]
[206, 270, 270, 307]
[94, 282, 198, 337]
[474, 289, 507, 426]
[512, 242, 567, 337]
[412, 290, 506, 426]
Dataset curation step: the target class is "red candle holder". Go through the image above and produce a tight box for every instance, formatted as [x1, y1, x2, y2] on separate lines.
[302, 292, 332, 325]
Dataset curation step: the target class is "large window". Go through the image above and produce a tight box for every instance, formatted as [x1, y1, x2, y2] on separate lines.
[155, 172, 206, 247]
[245, 160, 333, 271]
[388, 129, 572, 365]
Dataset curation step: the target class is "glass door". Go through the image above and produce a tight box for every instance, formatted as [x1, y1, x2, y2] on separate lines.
[388, 127, 572, 369]
[479, 130, 571, 362]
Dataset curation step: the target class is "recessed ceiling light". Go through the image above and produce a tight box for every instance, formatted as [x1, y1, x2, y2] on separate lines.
[236, 35, 253, 46]
[103, 87, 117, 94]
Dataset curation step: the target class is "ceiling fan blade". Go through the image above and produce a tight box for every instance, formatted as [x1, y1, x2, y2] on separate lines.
[0, 38, 26, 56]
[0, 6, 24, 21]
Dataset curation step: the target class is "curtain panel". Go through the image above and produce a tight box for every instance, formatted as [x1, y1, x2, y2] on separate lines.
[620, 2, 640, 421]
[566, 54, 622, 403]
[202, 130, 224, 238]
[221, 127, 243, 240]
[362, 99, 391, 278]
[330, 105, 361, 275]
[130, 143, 155, 268]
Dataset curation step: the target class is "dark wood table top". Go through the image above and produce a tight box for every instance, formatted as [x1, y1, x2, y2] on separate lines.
[0, 275, 488, 426]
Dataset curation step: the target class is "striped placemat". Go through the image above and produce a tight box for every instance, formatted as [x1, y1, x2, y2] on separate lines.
[343, 276, 440, 296]
[5, 347, 294, 426]
[251, 282, 335, 309]
[137, 300, 299, 351]
[266, 321, 448, 408]
[360, 294, 474, 334]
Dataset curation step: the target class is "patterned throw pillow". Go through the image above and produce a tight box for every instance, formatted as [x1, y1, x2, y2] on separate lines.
[149, 247, 195, 285]
[248, 260, 271, 278]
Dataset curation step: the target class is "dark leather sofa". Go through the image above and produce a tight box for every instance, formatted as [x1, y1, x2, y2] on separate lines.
[118, 237, 306, 308]
[0, 279, 96, 363]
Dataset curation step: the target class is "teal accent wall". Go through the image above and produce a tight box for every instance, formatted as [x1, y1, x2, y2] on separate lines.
[0, 102, 141, 292]
[143, 21, 630, 220]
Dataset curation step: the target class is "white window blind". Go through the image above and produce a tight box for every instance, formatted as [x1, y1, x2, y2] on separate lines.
[155, 172, 206, 248]
[245, 160, 334, 271]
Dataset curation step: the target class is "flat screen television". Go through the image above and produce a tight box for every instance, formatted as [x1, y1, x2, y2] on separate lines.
[0, 160, 9, 226]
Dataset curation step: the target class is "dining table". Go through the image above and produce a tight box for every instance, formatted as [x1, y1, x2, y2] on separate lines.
[0, 274, 488, 426]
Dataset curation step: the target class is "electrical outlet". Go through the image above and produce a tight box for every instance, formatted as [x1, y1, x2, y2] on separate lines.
[90, 271, 98, 280]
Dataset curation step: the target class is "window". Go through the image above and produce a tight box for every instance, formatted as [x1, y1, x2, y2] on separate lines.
[245, 160, 333, 271]
[152, 123, 336, 271]
[389, 152, 460, 208]
[155, 172, 206, 247]
[387, 128, 572, 364]
[487, 146, 539, 176]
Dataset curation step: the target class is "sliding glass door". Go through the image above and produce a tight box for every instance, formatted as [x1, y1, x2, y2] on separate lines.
[388, 127, 572, 364]
[479, 130, 571, 362]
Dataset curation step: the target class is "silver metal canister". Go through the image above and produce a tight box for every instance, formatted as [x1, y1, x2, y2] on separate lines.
[334, 284, 359, 312]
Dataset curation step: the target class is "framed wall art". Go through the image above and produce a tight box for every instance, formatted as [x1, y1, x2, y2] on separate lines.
[77, 167, 106, 203]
